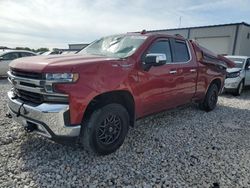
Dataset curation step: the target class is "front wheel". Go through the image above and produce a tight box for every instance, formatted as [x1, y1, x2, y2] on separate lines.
[199, 84, 219, 112]
[80, 103, 129, 155]
[233, 81, 244, 96]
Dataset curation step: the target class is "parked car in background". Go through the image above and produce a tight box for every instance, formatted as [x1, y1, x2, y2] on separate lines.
[7, 32, 234, 155]
[0, 50, 37, 76]
[42, 50, 78, 55]
[41, 51, 61, 55]
[224, 56, 250, 95]
[37, 51, 45, 55]
[61, 51, 78, 55]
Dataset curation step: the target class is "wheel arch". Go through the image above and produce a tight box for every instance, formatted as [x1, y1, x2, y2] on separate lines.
[207, 78, 222, 94]
[82, 90, 135, 127]
[242, 78, 245, 85]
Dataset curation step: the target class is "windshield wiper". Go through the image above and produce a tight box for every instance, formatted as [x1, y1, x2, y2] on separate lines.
[109, 38, 123, 47]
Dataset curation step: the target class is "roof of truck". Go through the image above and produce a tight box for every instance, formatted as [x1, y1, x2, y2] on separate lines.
[128, 31, 186, 40]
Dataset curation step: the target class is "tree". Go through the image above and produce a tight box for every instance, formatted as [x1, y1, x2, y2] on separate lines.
[15, 47, 33, 51]
[14, 47, 49, 53]
[35, 48, 49, 53]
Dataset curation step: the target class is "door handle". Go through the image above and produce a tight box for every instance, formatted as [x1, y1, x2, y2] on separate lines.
[190, 69, 196, 72]
[169, 70, 177, 74]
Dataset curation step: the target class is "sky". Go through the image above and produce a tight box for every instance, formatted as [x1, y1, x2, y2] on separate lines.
[0, 0, 250, 49]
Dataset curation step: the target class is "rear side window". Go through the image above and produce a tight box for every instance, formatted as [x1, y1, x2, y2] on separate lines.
[2, 52, 19, 60]
[146, 40, 172, 63]
[174, 40, 190, 62]
[20, 52, 34, 57]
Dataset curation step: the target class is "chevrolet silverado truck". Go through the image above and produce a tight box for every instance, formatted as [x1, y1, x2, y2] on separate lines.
[6, 32, 234, 155]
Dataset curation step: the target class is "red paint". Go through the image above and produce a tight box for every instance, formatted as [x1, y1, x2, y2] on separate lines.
[10, 33, 234, 125]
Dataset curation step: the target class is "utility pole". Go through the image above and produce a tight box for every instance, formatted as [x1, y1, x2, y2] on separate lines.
[178, 16, 182, 28]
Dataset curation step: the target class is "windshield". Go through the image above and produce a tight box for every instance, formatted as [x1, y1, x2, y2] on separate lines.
[79, 35, 147, 58]
[228, 58, 245, 68]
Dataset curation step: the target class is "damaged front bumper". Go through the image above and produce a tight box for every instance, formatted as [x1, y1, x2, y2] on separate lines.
[7, 91, 81, 143]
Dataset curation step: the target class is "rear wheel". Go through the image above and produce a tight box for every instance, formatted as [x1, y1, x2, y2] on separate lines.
[80, 103, 129, 155]
[233, 81, 244, 96]
[199, 84, 219, 112]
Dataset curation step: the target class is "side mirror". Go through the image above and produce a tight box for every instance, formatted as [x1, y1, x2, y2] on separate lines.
[143, 53, 167, 71]
[144, 53, 167, 69]
[247, 65, 250, 70]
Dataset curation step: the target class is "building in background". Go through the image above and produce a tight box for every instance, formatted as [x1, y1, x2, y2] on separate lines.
[148, 22, 250, 56]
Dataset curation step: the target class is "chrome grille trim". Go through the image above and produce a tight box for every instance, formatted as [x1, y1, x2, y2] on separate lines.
[7, 71, 67, 97]
[11, 69, 42, 79]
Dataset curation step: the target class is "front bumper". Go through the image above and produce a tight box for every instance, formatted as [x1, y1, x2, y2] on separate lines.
[7, 91, 81, 143]
[224, 77, 242, 89]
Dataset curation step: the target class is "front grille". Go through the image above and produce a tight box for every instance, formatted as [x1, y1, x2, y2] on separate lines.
[11, 69, 43, 80]
[9, 69, 68, 104]
[15, 89, 43, 104]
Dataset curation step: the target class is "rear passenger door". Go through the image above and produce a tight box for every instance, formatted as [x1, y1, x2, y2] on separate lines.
[170, 39, 197, 103]
[245, 58, 250, 86]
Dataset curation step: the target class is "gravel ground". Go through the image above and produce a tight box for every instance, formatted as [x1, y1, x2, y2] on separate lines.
[0, 78, 250, 188]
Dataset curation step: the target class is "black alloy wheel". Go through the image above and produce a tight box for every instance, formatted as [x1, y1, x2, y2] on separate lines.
[97, 114, 122, 145]
[81, 103, 129, 155]
[199, 83, 219, 112]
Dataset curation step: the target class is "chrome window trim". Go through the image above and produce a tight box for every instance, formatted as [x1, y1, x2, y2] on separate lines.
[167, 40, 192, 65]
[142, 39, 192, 65]
[142, 39, 172, 64]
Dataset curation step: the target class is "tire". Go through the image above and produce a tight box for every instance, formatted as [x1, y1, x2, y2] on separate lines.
[233, 81, 244, 96]
[199, 84, 219, 112]
[80, 103, 129, 155]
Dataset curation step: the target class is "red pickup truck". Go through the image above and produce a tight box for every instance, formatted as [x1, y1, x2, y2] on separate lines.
[7, 32, 234, 155]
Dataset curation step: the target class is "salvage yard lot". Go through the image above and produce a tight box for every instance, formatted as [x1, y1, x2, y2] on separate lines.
[0, 78, 250, 187]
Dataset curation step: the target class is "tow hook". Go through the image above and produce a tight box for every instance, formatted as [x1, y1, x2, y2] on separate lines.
[5, 113, 12, 118]
[24, 122, 37, 133]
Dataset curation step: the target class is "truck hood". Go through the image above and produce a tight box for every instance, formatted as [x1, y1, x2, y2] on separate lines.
[9, 54, 120, 73]
[226, 67, 242, 73]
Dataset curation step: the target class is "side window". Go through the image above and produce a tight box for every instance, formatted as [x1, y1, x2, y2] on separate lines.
[2, 52, 19, 60]
[174, 40, 190, 62]
[145, 40, 172, 63]
[20, 52, 34, 57]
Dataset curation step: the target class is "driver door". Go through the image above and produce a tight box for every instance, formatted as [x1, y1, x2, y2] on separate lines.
[136, 38, 182, 116]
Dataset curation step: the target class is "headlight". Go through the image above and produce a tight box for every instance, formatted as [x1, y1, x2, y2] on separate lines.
[226, 71, 240, 78]
[45, 73, 79, 82]
[44, 73, 79, 93]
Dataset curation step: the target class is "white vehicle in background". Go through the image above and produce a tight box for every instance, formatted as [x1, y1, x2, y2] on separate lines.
[41, 51, 58, 55]
[61, 51, 78, 55]
[41, 51, 64, 55]
[0, 50, 37, 76]
[224, 56, 250, 95]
